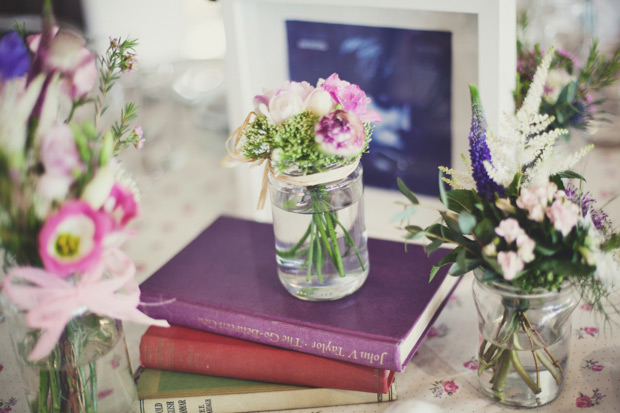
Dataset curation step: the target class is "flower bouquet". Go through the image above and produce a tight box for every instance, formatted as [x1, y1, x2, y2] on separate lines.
[397, 48, 620, 407]
[0, 5, 167, 413]
[515, 14, 620, 134]
[224, 74, 381, 300]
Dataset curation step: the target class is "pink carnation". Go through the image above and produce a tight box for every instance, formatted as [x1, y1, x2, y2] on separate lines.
[546, 199, 580, 237]
[495, 218, 524, 243]
[497, 251, 524, 281]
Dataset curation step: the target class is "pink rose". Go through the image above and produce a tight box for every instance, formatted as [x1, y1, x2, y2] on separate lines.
[463, 360, 478, 370]
[495, 218, 524, 243]
[576, 395, 592, 408]
[546, 199, 580, 237]
[497, 251, 524, 281]
[304, 88, 335, 117]
[584, 327, 598, 335]
[442, 380, 459, 394]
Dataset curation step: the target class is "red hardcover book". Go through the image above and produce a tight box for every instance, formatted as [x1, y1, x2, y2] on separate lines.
[140, 325, 395, 394]
[140, 216, 459, 371]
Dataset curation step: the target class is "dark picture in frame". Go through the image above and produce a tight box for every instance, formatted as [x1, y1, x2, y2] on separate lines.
[286, 20, 452, 196]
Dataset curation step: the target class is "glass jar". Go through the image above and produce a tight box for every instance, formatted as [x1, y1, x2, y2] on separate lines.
[0, 292, 138, 413]
[472, 269, 579, 408]
[268, 164, 369, 301]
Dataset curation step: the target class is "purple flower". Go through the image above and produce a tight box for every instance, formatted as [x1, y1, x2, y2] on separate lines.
[467, 85, 504, 200]
[565, 183, 611, 232]
[314, 110, 365, 156]
[0, 31, 30, 82]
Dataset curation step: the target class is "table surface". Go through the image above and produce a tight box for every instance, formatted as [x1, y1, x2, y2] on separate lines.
[1, 84, 620, 413]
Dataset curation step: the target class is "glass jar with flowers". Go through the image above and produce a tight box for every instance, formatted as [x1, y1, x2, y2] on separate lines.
[0, 5, 168, 413]
[396, 48, 620, 407]
[223, 74, 381, 300]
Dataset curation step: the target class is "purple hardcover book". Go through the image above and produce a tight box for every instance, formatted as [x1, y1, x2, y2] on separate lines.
[139, 216, 459, 372]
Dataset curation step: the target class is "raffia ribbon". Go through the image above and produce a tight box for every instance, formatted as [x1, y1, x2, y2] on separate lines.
[222, 112, 360, 210]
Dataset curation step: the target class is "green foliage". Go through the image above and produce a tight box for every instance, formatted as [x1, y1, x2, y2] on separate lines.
[242, 112, 368, 175]
[396, 177, 604, 294]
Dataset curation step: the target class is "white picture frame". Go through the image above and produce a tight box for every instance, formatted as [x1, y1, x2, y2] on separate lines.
[222, 0, 516, 234]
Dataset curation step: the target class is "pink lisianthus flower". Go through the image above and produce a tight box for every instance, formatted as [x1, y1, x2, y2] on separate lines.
[497, 251, 524, 281]
[546, 199, 580, 237]
[101, 182, 139, 229]
[314, 110, 365, 156]
[516, 233, 536, 263]
[38, 201, 110, 278]
[37, 123, 83, 199]
[320, 73, 382, 123]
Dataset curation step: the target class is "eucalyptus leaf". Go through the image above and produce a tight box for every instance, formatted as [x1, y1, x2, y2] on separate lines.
[391, 205, 418, 223]
[474, 218, 495, 244]
[439, 172, 448, 207]
[458, 211, 477, 234]
[425, 239, 443, 255]
[397, 177, 419, 205]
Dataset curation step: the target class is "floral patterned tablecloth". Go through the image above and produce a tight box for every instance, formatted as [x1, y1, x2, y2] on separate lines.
[1, 119, 619, 412]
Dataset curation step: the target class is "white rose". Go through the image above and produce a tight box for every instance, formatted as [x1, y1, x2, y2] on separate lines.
[268, 91, 305, 125]
[305, 88, 334, 117]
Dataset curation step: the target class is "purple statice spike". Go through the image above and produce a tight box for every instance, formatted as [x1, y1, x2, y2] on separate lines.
[565, 184, 611, 232]
[468, 84, 504, 200]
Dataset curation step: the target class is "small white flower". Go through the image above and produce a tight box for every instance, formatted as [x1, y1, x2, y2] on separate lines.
[495, 198, 516, 214]
[268, 91, 305, 125]
[482, 243, 497, 257]
[305, 88, 334, 117]
[544, 68, 575, 103]
[594, 250, 620, 292]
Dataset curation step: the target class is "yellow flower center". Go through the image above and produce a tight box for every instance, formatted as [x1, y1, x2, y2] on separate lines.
[55, 233, 81, 257]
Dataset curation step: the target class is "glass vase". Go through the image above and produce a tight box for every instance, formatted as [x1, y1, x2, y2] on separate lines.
[0, 292, 138, 413]
[472, 269, 579, 408]
[268, 164, 369, 301]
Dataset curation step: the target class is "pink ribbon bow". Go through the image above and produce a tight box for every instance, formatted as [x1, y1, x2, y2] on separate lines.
[2, 248, 169, 361]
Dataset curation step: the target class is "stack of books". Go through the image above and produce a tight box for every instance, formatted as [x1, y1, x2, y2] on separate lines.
[136, 216, 459, 413]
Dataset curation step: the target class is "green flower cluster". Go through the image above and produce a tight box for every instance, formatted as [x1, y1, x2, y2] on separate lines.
[242, 112, 370, 175]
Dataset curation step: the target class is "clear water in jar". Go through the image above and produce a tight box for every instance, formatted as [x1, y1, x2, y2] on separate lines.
[271, 184, 369, 301]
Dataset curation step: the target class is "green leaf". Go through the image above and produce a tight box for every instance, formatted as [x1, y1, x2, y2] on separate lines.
[555, 170, 586, 182]
[449, 258, 482, 276]
[474, 218, 496, 244]
[446, 190, 478, 213]
[429, 265, 441, 283]
[506, 172, 522, 197]
[458, 211, 477, 234]
[425, 239, 443, 255]
[397, 177, 419, 205]
[391, 205, 418, 223]
[535, 244, 559, 256]
[404, 225, 426, 241]
[439, 172, 448, 207]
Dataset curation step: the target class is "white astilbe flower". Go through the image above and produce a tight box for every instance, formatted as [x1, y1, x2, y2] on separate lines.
[439, 154, 475, 189]
[483, 46, 593, 188]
